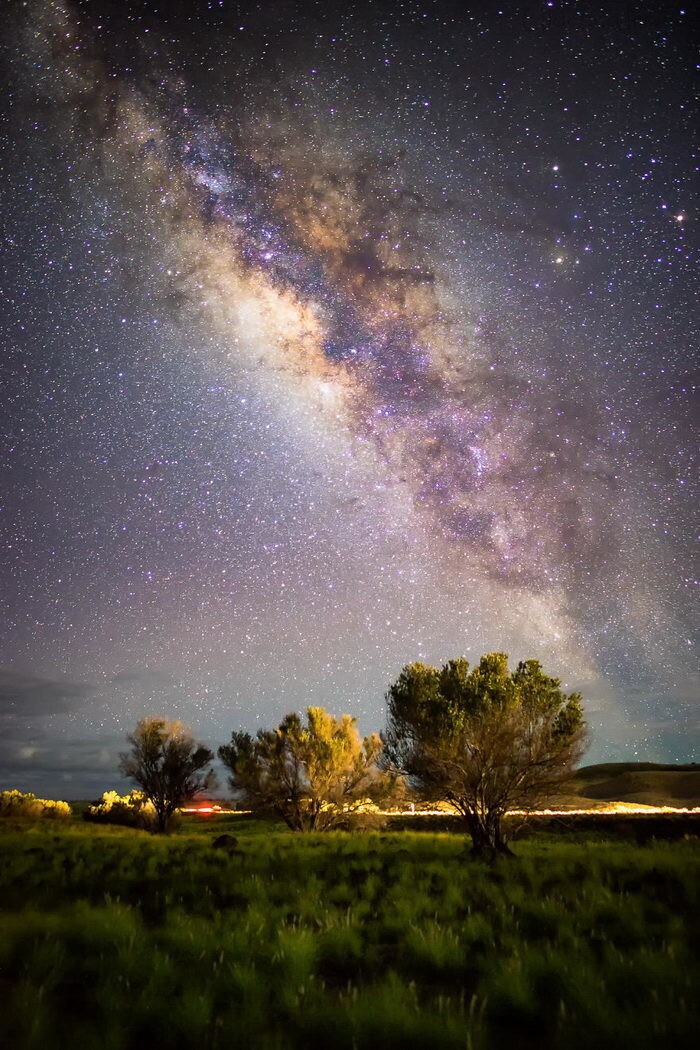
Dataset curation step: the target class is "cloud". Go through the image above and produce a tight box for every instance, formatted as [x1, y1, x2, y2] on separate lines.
[0, 721, 127, 798]
[0, 668, 93, 719]
[0, 670, 119, 795]
[0, 666, 222, 796]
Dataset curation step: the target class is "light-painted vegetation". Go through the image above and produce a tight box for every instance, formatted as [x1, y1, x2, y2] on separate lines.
[219, 706, 396, 830]
[0, 789, 71, 820]
[85, 790, 158, 829]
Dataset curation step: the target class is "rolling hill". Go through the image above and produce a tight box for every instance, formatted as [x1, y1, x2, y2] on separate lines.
[567, 762, 700, 807]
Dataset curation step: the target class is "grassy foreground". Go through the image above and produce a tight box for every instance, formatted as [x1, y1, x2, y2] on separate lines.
[0, 816, 698, 1049]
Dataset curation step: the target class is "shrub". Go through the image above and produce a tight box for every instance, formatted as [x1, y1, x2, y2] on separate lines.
[84, 790, 158, 829]
[0, 789, 72, 820]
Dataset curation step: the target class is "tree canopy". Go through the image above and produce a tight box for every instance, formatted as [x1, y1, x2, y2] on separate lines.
[119, 717, 215, 832]
[383, 653, 586, 856]
[219, 706, 394, 831]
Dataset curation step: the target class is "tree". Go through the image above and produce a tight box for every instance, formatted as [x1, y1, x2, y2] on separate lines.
[119, 718, 215, 832]
[219, 706, 394, 831]
[383, 653, 586, 857]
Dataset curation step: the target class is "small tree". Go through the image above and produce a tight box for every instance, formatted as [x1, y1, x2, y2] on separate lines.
[219, 706, 394, 831]
[119, 718, 215, 832]
[383, 653, 586, 857]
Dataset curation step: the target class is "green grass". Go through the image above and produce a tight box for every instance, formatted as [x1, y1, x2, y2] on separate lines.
[0, 817, 698, 1049]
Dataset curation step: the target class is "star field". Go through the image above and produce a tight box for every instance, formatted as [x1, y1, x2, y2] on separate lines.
[0, 0, 697, 794]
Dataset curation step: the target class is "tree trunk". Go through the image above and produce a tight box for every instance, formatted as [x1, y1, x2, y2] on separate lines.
[494, 818, 514, 856]
[465, 810, 513, 860]
[154, 803, 175, 833]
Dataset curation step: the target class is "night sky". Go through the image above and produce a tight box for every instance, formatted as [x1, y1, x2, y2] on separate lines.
[1, 0, 697, 797]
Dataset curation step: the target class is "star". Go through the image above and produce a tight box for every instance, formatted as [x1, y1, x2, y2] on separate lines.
[0, 0, 696, 794]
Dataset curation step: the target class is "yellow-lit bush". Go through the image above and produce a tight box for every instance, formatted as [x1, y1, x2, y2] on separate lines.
[84, 790, 157, 829]
[0, 789, 72, 820]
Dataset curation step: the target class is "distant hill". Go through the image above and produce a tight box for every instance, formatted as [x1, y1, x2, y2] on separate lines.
[568, 762, 700, 807]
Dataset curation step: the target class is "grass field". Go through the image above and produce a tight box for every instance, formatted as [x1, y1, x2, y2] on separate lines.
[0, 814, 698, 1049]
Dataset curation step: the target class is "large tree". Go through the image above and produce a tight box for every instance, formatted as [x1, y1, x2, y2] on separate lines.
[119, 718, 215, 832]
[383, 653, 586, 857]
[219, 706, 394, 831]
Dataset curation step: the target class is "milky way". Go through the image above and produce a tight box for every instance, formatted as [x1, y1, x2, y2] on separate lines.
[0, 0, 696, 794]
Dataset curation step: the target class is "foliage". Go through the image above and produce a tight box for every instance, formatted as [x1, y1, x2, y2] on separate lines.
[0, 789, 71, 820]
[0, 820, 697, 1049]
[219, 706, 395, 830]
[84, 790, 158, 830]
[120, 718, 215, 832]
[383, 653, 586, 856]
